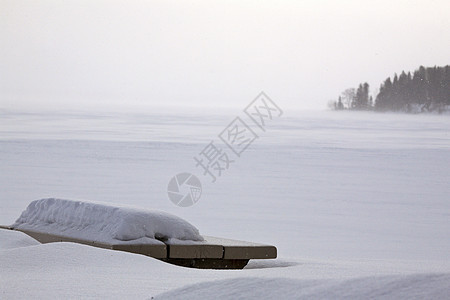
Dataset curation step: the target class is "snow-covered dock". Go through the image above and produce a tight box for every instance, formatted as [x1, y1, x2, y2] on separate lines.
[7, 198, 276, 269]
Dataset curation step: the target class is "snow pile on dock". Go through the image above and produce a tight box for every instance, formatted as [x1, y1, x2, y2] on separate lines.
[12, 198, 203, 244]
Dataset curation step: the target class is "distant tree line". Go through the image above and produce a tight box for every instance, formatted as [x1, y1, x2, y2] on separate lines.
[330, 65, 450, 113]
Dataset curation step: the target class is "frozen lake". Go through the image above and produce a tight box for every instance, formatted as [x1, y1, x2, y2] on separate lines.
[1, 108, 449, 298]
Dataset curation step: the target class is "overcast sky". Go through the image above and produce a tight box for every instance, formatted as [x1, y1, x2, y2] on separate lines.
[1, 0, 449, 111]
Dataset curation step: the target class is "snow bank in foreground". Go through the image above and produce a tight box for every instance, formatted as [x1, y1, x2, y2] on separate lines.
[155, 275, 450, 300]
[11, 198, 203, 244]
[2, 230, 449, 299]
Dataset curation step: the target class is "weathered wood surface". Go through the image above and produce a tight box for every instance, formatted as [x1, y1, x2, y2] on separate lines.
[2, 227, 277, 269]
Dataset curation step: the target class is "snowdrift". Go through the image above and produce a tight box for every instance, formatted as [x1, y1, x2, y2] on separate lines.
[155, 275, 450, 299]
[0, 228, 40, 250]
[11, 198, 203, 244]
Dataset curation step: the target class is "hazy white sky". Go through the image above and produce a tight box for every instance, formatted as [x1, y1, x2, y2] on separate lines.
[1, 0, 449, 111]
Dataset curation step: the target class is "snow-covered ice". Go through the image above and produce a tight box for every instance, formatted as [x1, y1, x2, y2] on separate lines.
[1, 109, 449, 298]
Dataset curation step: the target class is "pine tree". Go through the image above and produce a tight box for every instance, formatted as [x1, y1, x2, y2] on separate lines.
[363, 82, 369, 109]
[337, 96, 344, 110]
